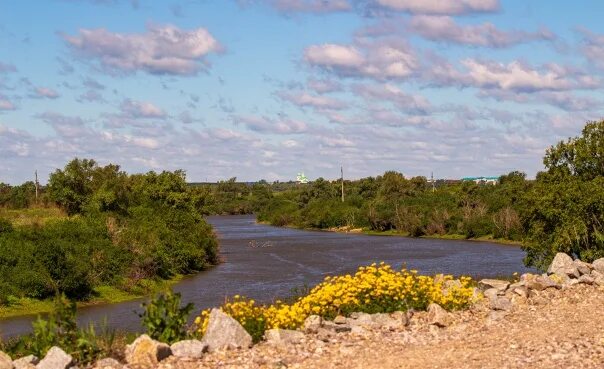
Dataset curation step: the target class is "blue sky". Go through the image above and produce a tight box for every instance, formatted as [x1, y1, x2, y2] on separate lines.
[1, 0, 604, 184]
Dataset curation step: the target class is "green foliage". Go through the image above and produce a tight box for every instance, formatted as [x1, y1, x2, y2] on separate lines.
[4, 295, 111, 364]
[0, 158, 218, 308]
[521, 120, 604, 269]
[255, 170, 528, 242]
[139, 290, 194, 344]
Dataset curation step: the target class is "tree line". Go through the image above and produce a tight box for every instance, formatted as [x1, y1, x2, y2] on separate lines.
[0, 160, 218, 304]
[256, 120, 604, 270]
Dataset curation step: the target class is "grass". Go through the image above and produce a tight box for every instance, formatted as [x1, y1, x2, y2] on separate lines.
[0, 206, 67, 227]
[351, 228, 521, 246]
[0, 276, 185, 319]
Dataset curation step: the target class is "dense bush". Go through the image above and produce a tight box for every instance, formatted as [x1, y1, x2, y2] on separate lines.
[0, 159, 219, 305]
[522, 120, 604, 268]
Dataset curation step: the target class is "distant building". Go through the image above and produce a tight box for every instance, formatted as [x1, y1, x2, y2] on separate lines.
[296, 172, 309, 184]
[462, 176, 499, 185]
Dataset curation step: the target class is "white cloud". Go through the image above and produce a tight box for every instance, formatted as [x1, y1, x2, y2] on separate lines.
[305, 39, 418, 80]
[278, 91, 348, 110]
[271, 0, 351, 13]
[374, 0, 499, 15]
[33, 87, 60, 99]
[461, 59, 597, 92]
[119, 99, 166, 119]
[0, 98, 16, 111]
[352, 83, 431, 114]
[409, 16, 555, 47]
[236, 115, 308, 134]
[64, 24, 222, 75]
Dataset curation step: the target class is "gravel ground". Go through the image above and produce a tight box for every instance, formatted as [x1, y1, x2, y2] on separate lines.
[156, 284, 604, 369]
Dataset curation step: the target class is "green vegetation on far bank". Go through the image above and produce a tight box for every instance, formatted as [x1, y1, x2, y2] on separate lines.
[255, 120, 604, 270]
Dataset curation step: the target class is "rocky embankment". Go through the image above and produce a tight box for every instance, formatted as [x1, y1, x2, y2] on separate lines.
[3, 253, 604, 369]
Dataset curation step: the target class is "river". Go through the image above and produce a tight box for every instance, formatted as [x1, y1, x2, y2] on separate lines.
[0, 215, 535, 338]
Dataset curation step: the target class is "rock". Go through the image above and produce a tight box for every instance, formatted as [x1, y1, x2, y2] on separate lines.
[125, 335, 171, 366]
[0, 352, 12, 369]
[511, 286, 529, 299]
[547, 253, 579, 278]
[36, 347, 73, 369]
[510, 294, 527, 306]
[593, 258, 604, 274]
[264, 329, 305, 345]
[509, 281, 525, 289]
[525, 275, 560, 291]
[333, 315, 347, 325]
[389, 311, 409, 327]
[486, 310, 509, 326]
[427, 303, 450, 327]
[490, 296, 512, 311]
[370, 313, 400, 330]
[322, 321, 351, 333]
[13, 355, 38, 369]
[202, 309, 252, 352]
[350, 325, 370, 336]
[93, 358, 122, 369]
[478, 279, 510, 292]
[577, 275, 594, 285]
[303, 315, 323, 333]
[573, 259, 592, 275]
[483, 288, 500, 300]
[170, 340, 208, 359]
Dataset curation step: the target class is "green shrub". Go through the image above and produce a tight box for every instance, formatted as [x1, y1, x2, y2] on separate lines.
[139, 290, 194, 344]
[4, 295, 109, 364]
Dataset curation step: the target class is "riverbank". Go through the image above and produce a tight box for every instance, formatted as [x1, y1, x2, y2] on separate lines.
[257, 220, 522, 247]
[0, 276, 184, 319]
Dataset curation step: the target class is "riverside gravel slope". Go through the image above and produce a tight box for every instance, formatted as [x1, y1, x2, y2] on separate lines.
[157, 284, 604, 369]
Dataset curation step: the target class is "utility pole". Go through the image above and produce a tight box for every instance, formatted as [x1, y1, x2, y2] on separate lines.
[35, 170, 39, 204]
[341, 166, 344, 203]
[431, 172, 435, 193]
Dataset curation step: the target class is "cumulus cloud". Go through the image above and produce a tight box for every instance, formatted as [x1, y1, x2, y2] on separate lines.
[63, 24, 222, 75]
[32, 87, 60, 99]
[307, 78, 343, 93]
[427, 59, 599, 93]
[305, 39, 418, 80]
[235, 115, 308, 134]
[372, 0, 499, 15]
[278, 91, 348, 110]
[352, 83, 431, 114]
[580, 29, 604, 69]
[119, 99, 166, 119]
[77, 90, 106, 103]
[270, 0, 351, 13]
[409, 16, 555, 47]
[36, 111, 91, 138]
[0, 95, 16, 110]
[480, 89, 601, 112]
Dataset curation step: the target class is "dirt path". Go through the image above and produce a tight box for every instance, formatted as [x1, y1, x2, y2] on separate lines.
[160, 284, 604, 369]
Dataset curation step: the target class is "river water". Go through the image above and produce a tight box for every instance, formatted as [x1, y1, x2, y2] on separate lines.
[0, 215, 534, 338]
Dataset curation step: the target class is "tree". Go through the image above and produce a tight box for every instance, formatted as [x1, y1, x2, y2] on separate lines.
[522, 120, 604, 269]
[48, 158, 98, 215]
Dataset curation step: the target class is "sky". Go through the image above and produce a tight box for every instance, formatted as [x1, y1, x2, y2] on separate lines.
[1, 0, 604, 184]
